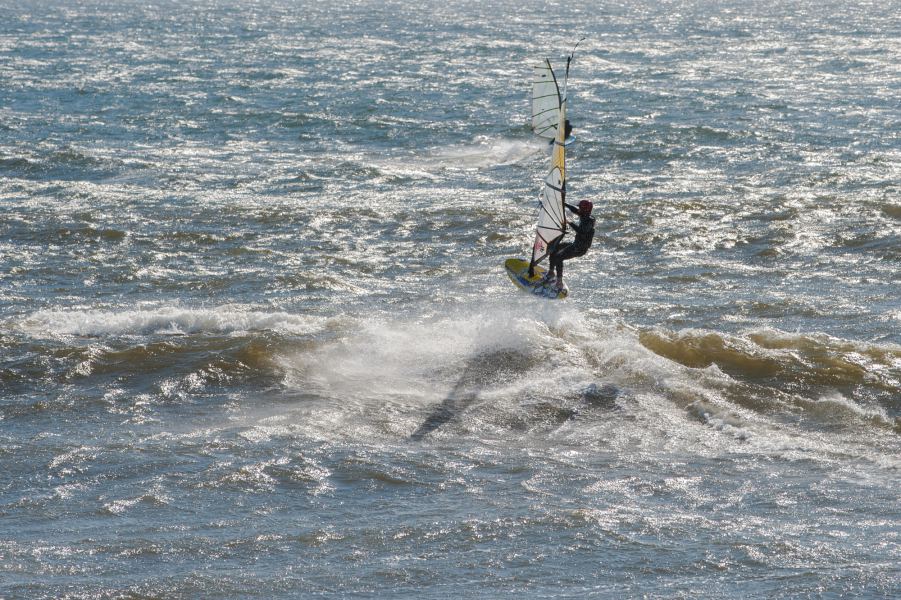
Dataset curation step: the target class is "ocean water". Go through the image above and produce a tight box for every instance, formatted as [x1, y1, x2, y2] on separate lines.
[1, 0, 899, 597]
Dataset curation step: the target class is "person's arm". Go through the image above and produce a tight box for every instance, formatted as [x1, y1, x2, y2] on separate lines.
[565, 203, 579, 215]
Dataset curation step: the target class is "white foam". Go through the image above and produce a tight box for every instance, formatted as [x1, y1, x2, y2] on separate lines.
[282, 301, 550, 403]
[424, 137, 543, 170]
[17, 305, 326, 337]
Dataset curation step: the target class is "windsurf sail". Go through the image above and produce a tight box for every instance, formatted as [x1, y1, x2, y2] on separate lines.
[531, 59, 562, 139]
[529, 57, 572, 273]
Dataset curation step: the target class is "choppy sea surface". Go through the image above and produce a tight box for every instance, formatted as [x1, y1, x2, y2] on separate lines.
[1, 0, 899, 597]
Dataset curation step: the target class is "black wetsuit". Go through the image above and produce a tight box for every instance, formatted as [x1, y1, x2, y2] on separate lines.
[549, 203, 595, 279]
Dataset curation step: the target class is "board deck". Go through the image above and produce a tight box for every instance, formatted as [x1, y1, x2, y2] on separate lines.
[504, 258, 568, 300]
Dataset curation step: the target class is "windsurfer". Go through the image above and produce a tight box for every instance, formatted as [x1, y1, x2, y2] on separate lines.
[548, 119, 573, 146]
[543, 199, 594, 289]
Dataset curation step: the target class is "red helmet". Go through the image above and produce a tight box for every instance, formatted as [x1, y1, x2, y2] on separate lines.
[578, 200, 593, 216]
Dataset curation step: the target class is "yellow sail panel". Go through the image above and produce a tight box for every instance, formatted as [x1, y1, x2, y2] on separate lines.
[553, 95, 567, 187]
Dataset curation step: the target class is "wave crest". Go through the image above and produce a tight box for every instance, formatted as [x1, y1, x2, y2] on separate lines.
[17, 306, 326, 338]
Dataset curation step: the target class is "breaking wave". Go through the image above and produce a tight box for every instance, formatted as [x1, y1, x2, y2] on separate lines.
[16, 305, 328, 338]
[6, 301, 899, 459]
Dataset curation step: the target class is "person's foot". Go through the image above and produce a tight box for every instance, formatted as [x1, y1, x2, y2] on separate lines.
[555, 278, 564, 290]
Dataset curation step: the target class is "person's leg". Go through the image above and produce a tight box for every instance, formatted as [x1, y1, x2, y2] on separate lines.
[554, 244, 579, 284]
[542, 240, 561, 280]
[543, 256, 558, 282]
[544, 243, 560, 283]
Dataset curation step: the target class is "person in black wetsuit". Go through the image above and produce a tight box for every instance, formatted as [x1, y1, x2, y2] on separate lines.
[549, 120, 574, 146]
[543, 199, 595, 289]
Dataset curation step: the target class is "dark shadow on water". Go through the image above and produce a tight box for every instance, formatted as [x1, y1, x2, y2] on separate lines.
[523, 383, 621, 430]
[578, 382, 620, 410]
[410, 349, 620, 440]
[409, 381, 478, 441]
[409, 349, 531, 441]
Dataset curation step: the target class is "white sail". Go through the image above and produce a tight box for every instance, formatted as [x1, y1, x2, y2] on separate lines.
[531, 59, 561, 139]
[530, 75, 568, 269]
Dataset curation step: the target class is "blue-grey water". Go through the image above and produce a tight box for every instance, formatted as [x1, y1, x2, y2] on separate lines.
[1, 0, 899, 597]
